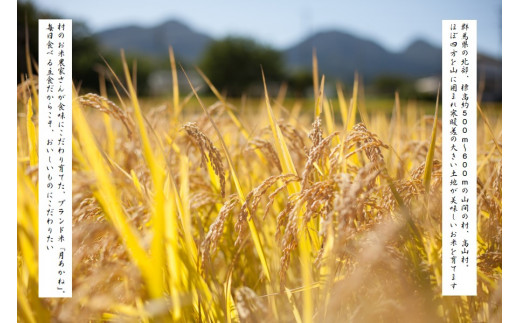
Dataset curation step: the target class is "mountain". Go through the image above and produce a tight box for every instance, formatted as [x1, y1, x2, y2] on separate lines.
[94, 21, 500, 94]
[283, 32, 442, 82]
[402, 39, 441, 65]
[95, 20, 213, 62]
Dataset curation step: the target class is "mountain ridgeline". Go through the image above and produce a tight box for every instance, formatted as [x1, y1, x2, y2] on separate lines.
[96, 20, 212, 61]
[96, 20, 441, 81]
[95, 19, 501, 98]
[284, 32, 442, 82]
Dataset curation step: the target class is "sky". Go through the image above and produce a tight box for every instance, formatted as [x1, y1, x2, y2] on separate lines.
[25, 0, 502, 58]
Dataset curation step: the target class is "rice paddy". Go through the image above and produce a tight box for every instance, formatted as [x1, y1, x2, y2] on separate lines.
[17, 50, 501, 322]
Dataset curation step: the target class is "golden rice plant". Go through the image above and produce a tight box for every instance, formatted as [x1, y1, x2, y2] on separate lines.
[17, 49, 501, 322]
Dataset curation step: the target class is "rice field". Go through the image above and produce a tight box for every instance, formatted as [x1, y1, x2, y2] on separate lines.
[17, 50, 502, 322]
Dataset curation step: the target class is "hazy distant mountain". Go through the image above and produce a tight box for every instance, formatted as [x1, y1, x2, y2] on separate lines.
[95, 20, 212, 61]
[402, 39, 441, 65]
[94, 21, 500, 91]
[284, 31, 442, 82]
